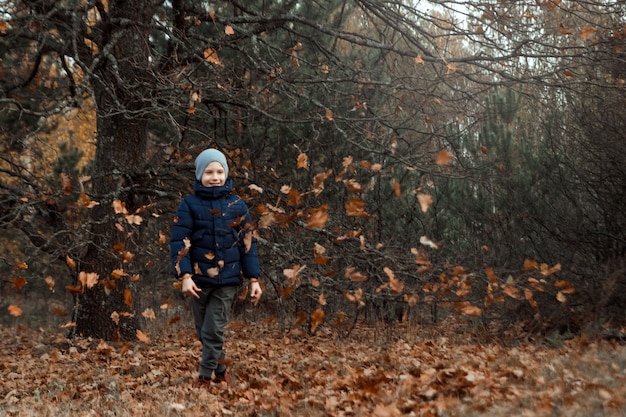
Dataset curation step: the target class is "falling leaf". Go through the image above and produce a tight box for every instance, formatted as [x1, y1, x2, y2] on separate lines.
[79, 271, 99, 289]
[112, 200, 127, 215]
[384, 267, 404, 293]
[392, 178, 401, 197]
[124, 288, 133, 307]
[12, 277, 27, 290]
[136, 329, 151, 344]
[224, 25, 234, 35]
[318, 293, 327, 306]
[461, 304, 482, 317]
[313, 169, 333, 197]
[8, 304, 23, 317]
[125, 214, 143, 225]
[419, 235, 438, 249]
[66, 255, 77, 269]
[556, 291, 567, 303]
[249, 184, 264, 193]
[203, 48, 223, 65]
[435, 149, 454, 166]
[344, 197, 370, 218]
[287, 187, 302, 207]
[60, 173, 73, 195]
[16, 260, 28, 270]
[297, 152, 309, 170]
[580, 26, 597, 40]
[111, 269, 128, 279]
[325, 108, 334, 121]
[45, 275, 55, 292]
[314, 243, 328, 265]
[142, 308, 156, 321]
[415, 55, 424, 65]
[524, 258, 538, 271]
[417, 194, 433, 213]
[310, 308, 325, 333]
[345, 267, 368, 283]
[111, 311, 120, 325]
[307, 205, 329, 229]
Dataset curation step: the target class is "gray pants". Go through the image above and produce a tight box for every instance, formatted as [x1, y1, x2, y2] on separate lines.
[191, 285, 238, 378]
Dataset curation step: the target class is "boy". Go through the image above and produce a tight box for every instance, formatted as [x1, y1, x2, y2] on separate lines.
[170, 148, 262, 388]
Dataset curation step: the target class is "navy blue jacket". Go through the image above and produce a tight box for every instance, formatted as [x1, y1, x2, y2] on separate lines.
[170, 179, 260, 286]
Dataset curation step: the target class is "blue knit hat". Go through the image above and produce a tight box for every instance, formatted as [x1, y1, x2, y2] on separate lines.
[195, 149, 228, 181]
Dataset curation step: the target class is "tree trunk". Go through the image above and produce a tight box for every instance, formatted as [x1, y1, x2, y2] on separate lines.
[74, 1, 153, 341]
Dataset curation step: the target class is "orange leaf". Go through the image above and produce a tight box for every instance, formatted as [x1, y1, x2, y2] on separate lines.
[435, 149, 454, 166]
[556, 291, 567, 303]
[523, 258, 538, 271]
[224, 25, 234, 35]
[312, 169, 333, 197]
[136, 329, 150, 344]
[203, 48, 223, 65]
[344, 267, 368, 283]
[417, 193, 433, 213]
[111, 269, 128, 279]
[112, 199, 127, 214]
[503, 286, 521, 299]
[124, 288, 133, 307]
[66, 255, 77, 269]
[344, 197, 369, 217]
[318, 293, 327, 306]
[580, 26, 597, 40]
[306, 205, 329, 229]
[8, 304, 23, 317]
[79, 271, 99, 289]
[16, 260, 28, 270]
[287, 187, 302, 207]
[461, 304, 481, 317]
[392, 178, 401, 197]
[60, 173, 73, 195]
[385, 267, 404, 293]
[12, 277, 27, 290]
[325, 108, 333, 121]
[297, 152, 309, 170]
[310, 308, 324, 333]
[45, 275, 55, 292]
[415, 55, 424, 65]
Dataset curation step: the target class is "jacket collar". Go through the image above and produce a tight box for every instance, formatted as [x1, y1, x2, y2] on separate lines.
[194, 178, 233, 199]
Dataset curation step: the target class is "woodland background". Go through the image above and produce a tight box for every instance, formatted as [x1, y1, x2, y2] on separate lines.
[1, 0, 625, 357]
[1, 1, 625, 415]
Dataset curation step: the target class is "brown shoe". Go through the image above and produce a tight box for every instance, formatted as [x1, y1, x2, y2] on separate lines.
[214, 370, 233, 386]
[193, 375, 212, 388]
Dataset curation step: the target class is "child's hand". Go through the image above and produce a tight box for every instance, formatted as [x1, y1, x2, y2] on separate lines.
[249, 281, 262, 306]
[181, 275, 201, 299]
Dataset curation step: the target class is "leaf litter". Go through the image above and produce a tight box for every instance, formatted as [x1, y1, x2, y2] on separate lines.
[0, 319, 624, 416]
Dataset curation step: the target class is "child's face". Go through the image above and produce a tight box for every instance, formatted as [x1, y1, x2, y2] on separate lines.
[200, 161, 226, 187]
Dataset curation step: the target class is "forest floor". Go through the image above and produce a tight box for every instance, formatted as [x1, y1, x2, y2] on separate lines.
[1, 316, 625, 417]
